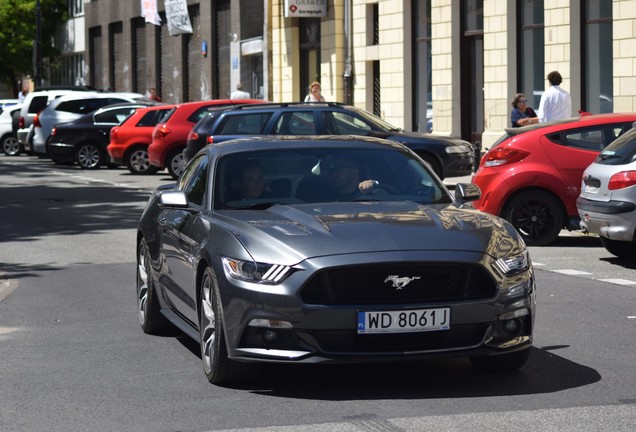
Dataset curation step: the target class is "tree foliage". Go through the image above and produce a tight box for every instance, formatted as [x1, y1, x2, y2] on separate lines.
[0, 0, 68, 96]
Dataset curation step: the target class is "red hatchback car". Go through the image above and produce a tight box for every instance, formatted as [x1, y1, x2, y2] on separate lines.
[107, 104, 174, 174]
[148, 99, 262, 178]
[472, 113, 636, 246]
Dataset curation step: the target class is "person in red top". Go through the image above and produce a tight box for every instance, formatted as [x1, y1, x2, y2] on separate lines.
[147, 88, 162, 102]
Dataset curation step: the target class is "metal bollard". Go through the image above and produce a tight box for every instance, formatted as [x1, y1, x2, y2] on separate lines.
[473, 141, 481, 173]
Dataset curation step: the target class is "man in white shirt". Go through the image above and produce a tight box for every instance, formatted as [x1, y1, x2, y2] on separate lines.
[230, 83, 250, 100]
[537, 71, 572, 123]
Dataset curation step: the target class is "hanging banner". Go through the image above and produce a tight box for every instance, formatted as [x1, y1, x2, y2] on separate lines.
[164, 0, 193, 35]
[141, 0, 161, 26]
[284, 0, 327, 18]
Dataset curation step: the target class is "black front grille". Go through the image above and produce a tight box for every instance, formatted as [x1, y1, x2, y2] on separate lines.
[307, 324, 488, 353]
[300, 262, 497, 305]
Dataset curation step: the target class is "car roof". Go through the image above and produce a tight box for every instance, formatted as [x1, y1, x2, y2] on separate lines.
[205, 135, 408, 156]
[504, 113, 636, 136]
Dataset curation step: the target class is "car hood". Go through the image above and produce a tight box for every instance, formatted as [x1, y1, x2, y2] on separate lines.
[216, 201, 524, 264]
[388, 131, 470, 147]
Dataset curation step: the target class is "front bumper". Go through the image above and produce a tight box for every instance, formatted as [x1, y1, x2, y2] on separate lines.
[443, 152, 475, 178]
[216, 252, 536, 364]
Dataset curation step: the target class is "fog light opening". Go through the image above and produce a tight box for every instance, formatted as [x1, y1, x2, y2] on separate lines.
[262, 329, 278, 343]
[502, 318, 522, 337]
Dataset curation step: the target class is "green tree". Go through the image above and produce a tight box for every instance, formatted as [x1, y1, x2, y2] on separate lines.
[0, 0, 67, 96]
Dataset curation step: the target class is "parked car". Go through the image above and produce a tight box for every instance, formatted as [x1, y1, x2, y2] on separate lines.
[1, 104, 23, 156]
[30, 92, 152, 156]
[0, 99, 19, 113]
[471, 113, 636, 246]
[47, 104, 150, 169]
[183, 102, 473, 180]
[107, 104, 175, 174]
[148, 99, 263, 179]
[577, 126, 636, 258]
[17, 87, 94, 148]
[137, 135, 535, 385]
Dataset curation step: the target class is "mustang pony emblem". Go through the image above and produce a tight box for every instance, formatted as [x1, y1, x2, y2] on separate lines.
[384, 275, 421, 290]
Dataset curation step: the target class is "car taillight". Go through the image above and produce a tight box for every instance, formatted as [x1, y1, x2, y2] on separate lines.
[18, 116, 24, 129]
[207, 136, 214, 144]
[153, 126, 170, 140]
[187, 131, 199, 141]
[50, 127, 57, 136]
[110, 127, 119, 141]
[484, 147, 530, 167]
[608, 171, 636, 190]
[33, 114, 41, 128]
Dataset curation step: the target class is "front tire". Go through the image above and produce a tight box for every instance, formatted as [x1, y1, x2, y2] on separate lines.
[200, 267, 253, 384]
[76, 143, 104, 169]
[137, 238, 170, 334]
[470, 348, 531, 372]
[600, 236, 636, 258]
[502, 191, 563, 246]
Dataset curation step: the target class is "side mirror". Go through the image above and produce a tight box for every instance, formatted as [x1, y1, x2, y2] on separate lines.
[454, 183, 481, 203]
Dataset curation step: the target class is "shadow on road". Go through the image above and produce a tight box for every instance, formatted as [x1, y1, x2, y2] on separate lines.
[231, 348, 600, 399]
[172, 330, 600, 399]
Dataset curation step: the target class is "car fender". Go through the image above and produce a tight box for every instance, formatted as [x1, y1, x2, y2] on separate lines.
[497, 169, 574, 216]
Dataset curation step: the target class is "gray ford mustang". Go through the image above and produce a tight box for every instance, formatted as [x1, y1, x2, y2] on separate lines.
[137, 136, 536, 384]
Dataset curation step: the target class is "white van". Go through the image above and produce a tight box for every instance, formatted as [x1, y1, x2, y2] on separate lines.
[17, 88, 94, 148]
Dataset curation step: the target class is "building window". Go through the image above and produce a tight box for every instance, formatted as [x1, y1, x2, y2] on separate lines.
[582, 0, 613, 114]
[373, 61, 381, 117]
[460, 0, 484, 144]
[413, 0, 431, 132]
[517, 0, 544, 110]
[366, 3, 379, 46]
[68, 0, 83, 17]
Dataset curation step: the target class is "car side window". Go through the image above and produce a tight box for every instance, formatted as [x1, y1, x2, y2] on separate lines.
[179, 155, 209, 207]
[327, 112, 372, 135]
[561, 124, 631, 151]
[217, 113, 271, 134]
[274, 112, 316, 135]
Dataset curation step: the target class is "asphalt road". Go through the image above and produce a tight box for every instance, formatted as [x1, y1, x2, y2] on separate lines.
[1, 156, 635, 431]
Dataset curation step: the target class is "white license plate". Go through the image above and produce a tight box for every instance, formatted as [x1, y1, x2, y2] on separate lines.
[357, 308, 450, 334]
[584, 185, 599, 194]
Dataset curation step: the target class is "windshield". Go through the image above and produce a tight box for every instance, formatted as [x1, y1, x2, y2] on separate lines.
[596, 127, 636, 165]
[214, 147, 450, 210]
[354, 108, 402, 132]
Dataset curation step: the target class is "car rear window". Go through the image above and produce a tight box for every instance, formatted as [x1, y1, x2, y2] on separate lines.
[187, 104, 235, 123]
[595, 127, 636, 165]
[28, 96, 49, 114]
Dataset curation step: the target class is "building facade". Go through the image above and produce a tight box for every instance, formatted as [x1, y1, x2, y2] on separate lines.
[78, 0, 635, 148]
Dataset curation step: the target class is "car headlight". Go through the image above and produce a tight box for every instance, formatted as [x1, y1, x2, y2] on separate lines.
[445, 145, 472, 154]
[493, 250, 529, 277]
[222, 257, 292, 284]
